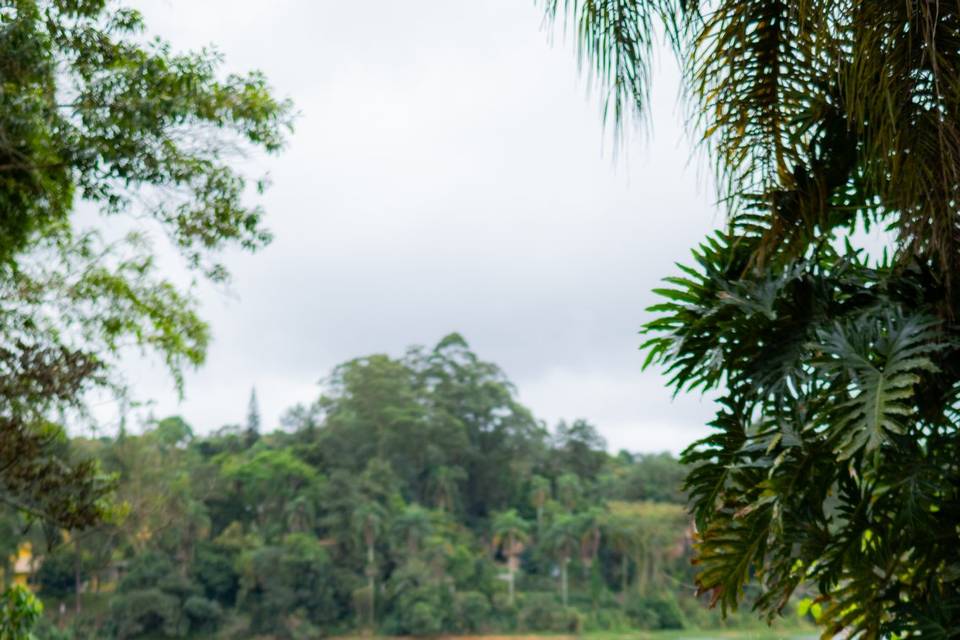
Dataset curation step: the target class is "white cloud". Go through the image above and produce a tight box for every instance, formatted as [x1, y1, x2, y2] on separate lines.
[110, 0, 722, 452]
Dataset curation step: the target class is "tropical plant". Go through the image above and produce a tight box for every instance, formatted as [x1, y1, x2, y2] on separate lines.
[602, 513, 637, 597]
[352, 500, 387, 628]
[427, 466, 466, 513]
[556, 473, 583, 511]
[491, 509, 530, 605]
[393, 505, 434, 555]
[528, 475, 552, 532]
[16, 338, 765, 637]
[541, 514, 580, 607]
[546, 0, 960, 635]
[0, 585, 42, 640]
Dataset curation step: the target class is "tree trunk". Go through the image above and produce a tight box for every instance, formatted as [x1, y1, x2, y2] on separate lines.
[507, 531, 515, 605]
[620, 554, 629, 597]
[368, 573, 375, 629]
[74, 543, 82, 615]
[636, 552, 647, 595]
[560, 557, 569, 608]
[367, 541, 376, 629]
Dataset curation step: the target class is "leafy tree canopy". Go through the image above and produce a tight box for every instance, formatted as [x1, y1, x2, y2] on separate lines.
[0, 0, 292, 532]
[17, 336, 765, 639]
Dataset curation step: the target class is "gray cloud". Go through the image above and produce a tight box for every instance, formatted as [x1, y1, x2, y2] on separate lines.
[113, 0, 721, 453]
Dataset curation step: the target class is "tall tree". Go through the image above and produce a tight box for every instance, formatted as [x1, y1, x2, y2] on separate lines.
[491, 509, 530, 606]
[392, 505, 434, 556]
[546, 0, 960, 634]
[352, 501, 386, 629]
[575, 507, 603, 578]
[551, 419, 607, 480]
[602, 513, 637, 598]
[0, 0, 292, 530]
[246, 388, 261, 438]
[414, 334, 547, 519]
[541, 514, 579, 608]
[426, 466, 466, 513]
[528, 475, 551, 533]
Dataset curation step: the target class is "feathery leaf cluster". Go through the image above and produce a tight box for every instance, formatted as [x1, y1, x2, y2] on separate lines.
[545, 0, 960, 635]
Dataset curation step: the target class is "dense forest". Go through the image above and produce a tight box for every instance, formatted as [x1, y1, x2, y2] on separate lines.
[4, 335, 802, 639]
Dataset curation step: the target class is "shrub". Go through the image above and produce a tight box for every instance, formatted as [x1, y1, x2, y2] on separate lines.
[191, 542, 239, 606]
[0, 585, 43, 638]
[585, 606, 630, 631]
[183, 595, 223, 633]
[109, 588, 183, 639]
[516, 592, 581, 632]
[454, 591, 492, 633]
[408, 601, 443, 636]
[624, 593, 686, 630]
[35, 550, 80, 599]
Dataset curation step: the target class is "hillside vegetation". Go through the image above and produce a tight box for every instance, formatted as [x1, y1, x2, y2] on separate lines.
[11, 335, 805, 639]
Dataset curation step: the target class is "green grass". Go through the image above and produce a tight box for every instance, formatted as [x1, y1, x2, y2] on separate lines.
[336, 631, 816, 640]
[581, 632, 815, 640]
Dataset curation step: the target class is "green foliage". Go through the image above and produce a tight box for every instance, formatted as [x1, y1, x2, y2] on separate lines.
[602, 453, 686, 504]
[34, 548, 81, 600]
[383, 558, 454, 635]
[492, 509, 531, 548]
[517, 593, 582, 633]
[0, 0, 291, 534]
[238, 533, 339, 636]
[624, 594, 685, 630]
[190, 542, 239, 606]
[453, 591, 493, 633]
[0, 585, 43, 640]
[106, 552, 222, 639]
[0, 1, 292, 266]
[643, 233, 960, 634]
[550, 419, 608, 480]
[21, 336, 810, 638]
[546, 0, 960, 634]
[109, 589, 183, 639]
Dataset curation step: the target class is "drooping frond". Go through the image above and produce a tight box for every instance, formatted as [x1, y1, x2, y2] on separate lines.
[548, 0, 960, 633]
[549, 0, 960, 283]
[541, 0, 685, 137]
[837, 2, 960, 285]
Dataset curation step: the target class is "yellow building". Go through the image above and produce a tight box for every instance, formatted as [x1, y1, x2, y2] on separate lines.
[5, 543, 36, 587]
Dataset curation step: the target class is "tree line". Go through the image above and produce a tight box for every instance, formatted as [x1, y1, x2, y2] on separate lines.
[6, 0, 956, 636]
[5, 335, 798, 639]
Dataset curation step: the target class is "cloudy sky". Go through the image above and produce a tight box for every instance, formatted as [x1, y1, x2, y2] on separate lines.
[116, 0, 722, 453]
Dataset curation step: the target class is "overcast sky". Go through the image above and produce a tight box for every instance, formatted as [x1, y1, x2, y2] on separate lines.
[114, 0, 723, 454]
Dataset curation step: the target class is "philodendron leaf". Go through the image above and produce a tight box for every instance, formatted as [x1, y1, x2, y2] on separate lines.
[814, 310, 944, 460]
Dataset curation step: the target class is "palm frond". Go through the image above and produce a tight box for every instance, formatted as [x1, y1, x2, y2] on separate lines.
[541, 0, 686, 138]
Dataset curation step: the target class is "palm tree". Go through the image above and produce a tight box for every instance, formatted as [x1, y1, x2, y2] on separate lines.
[602, 514, 638, 599]
[541, 513, 579, 608]
[284, 495, 316, 534]
[544, 1, 960, 634]
[491, 509, 530, 606]
[575, 507, 605, 611]
[528, 475, 551, 532]
[352, 501, 386, 628]
[392, 504, 433, 555]
[426, 465, 465, 513]
[556, 473, 582, 511]
[575, 507, 603, 577]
